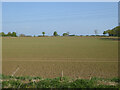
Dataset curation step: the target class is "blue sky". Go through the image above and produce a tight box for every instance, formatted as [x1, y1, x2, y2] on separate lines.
[2, 2, 118, 36]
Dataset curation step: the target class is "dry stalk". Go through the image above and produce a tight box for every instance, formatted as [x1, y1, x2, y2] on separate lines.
[12, 65, 20, 76]
[60, 70, 63, 81]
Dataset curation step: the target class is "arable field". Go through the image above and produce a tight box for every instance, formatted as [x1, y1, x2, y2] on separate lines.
[2, 37, 118, 79]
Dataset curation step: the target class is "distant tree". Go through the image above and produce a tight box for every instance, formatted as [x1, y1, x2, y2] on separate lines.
[11, 32, 17, 37]
[0, 32, 17, 37]
[94, 30, 98, 35]
[103, 26, 120, 36]
[7, 32, 12, 36]
[67, 32, 70, 35]
[19, 34, 25, 37]
[112, 26, 120, 37]
[53, 31, 58, 36]
[63, 32, 69, 36]
[0, 32, 5, 36]
[106, 29, 114, 36]
[42, 32, 45, 36]
[103, 31, 107, 35]
[69, 35, 76, 36]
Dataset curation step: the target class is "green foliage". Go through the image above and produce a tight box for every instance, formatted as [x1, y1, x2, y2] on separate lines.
[70, 79, 96, 88]
[63, 32, 69, 36]
[0, 32, 5, 37]
[110, 77, 120, 83]
[2, 80, 21, 88]
[69, 35, 76, 36]
[7, 32, 12, 36]
[11, 32, 17, 37]
[0, 32, 17, 37]
[103, 26, 120, 36]
[103, 31, 107, 35]
[42, 32, 45, 36]
[1, 75, 119, 88]
[91, 77, 106, 82]
[53, 31, 58, 36]
[96, 85, 118, 88]
[112, 26, 120, 37]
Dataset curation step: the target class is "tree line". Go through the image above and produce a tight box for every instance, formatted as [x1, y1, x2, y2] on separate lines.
[103, 26, 120, 37]
[0, 31, 74, 37]
[0, 32, 17, 37]
[1, 26, 120, 37]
